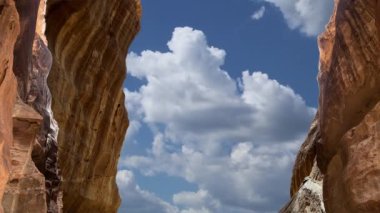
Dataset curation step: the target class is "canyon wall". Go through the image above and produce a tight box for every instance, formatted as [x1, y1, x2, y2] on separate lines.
[0, 1, 20, 211]
[0, 0, 140, 212]
[46, 0, 140, 212]
[282, 0, 380, 212]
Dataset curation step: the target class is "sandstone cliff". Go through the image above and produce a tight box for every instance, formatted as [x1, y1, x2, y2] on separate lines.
[46, 0, 140, 212]
[282, 0, 380, 212]
[0, 0, 140, 212]
[0, 1, 20, 210]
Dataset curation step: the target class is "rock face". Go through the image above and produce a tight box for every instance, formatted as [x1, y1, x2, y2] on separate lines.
[282, 161, 325, 213]
[0, 0, 140, 212]
[283, 0, 380, 212]
[3, 100, 47, 213]
[1, 0, 60, 212]
[46, 0, 141, 212]
[0, 1, 20, 211]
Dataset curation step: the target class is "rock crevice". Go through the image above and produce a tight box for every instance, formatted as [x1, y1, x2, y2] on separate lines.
[0, 0, 141, 212]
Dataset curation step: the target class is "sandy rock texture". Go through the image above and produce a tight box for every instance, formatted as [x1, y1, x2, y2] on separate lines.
[0, 0, 141, 212]
[0, 1, 20, 212]
[282, 162, 325, 213]
[46, 0, 141, 212]
[3, 100, 47, 213]
[1, 0, 60, 212]
[283, 0, 380, 212]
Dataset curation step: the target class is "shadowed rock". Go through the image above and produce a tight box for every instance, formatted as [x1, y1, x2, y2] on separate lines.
[0, 0, 141, 212]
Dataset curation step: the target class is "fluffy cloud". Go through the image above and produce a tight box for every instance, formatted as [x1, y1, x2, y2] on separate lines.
[173, 190, 220, 213]
[117, 170, 178, 213]
[121, 27, 315, 212]
[260, 0, 334, 36]
[251, 6, 266, 20]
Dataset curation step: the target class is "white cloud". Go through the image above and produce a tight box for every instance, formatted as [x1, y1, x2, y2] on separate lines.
[260, 0, 334, 36]
[251, 6, 266, 20]
[124, 138, 303, 212]
[124, 120, 141, 143]
[117, 170, 179, 213]
[173, 190, 219, 213]
[122, 27, 315, 212]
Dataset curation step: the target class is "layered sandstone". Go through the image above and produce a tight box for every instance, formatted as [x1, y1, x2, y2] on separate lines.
[283, 0, 380, 212]
[0, 0, 140, 212]
[0, 1, 20, 211]
[3, 100, 47, 213]
[1, 0, 60, 212]
[46, 0, 141, 212]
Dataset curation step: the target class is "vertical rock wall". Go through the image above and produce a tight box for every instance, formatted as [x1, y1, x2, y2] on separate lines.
[46, 0, 141, 212]
[283, 0, 380, 212]
[0, 1, 20, 212]
[3, 100, 47, 213]
[0, 0, 140, 212]
[1, 0, 60, 212]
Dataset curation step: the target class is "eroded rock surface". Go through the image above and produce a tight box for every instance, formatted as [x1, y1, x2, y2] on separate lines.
[290, 116, 319, 197]
[283, 0, 380, 212]
[1, 0, 60, 212]
[3, 100, 47, 213]
[0, 0, 140, 212]
[46, 0, 141, 212]
[0, 1, 20, 212]
[282, 162, 325, 213]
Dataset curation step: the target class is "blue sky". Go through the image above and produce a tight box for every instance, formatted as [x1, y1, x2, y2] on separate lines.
[117, 0, 333, 212]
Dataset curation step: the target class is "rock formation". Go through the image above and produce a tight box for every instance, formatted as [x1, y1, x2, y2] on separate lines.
[0, 0, 140, 212]
[0, 1, 20, 211]
[3, 100, 47, 213]
[45, 0, 141, 212]
[282, 0, 380, 212]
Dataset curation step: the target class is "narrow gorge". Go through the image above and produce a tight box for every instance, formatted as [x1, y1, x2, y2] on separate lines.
[0, 0, 140, 212]
[1, 0, 380, 212]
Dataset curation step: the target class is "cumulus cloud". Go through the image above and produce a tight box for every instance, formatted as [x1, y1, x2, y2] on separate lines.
[173, 190, 220, 213]
[124, 120, 141, 144]
[122, 27, 315, 212]
[117, 170, 178, 213]
[260, 0, 334, 36]
[251, 6, 266, 20]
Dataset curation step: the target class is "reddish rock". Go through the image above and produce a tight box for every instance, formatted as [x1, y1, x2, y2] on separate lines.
[0, 0, 61, 212]
[284, 0, 380, 212]
[324, 103, 380, 212]
[2, 100, 46, 213]
[46, 0, 141, 212]
[1, 0, 140, 211]
[0, 1, 20, 212]
[317, 0, 380, 172]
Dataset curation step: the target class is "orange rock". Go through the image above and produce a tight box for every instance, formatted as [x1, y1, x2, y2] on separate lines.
[1, 0, 140, 212]
[324, 103, 380, 212]
[45, 0, 141, 212]
[377, 0, 380, 42]
[0, 1, 19, 212]
[2, 100, 47, 213]
[284, 0, 380, 212]
[317, 0, 380, 172]
[289, 115, 319, 197]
